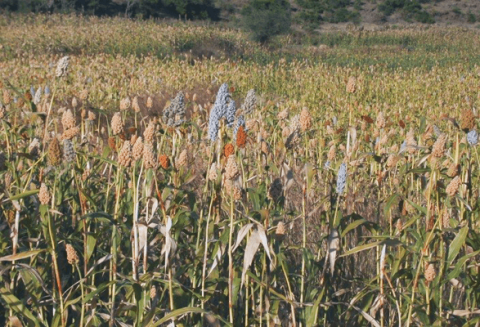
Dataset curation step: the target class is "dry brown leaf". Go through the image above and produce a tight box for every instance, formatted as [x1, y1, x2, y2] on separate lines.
[257, 225, 273, 265]
[233, 223, 254, 252]
[241, 228, 262, 287]
[137, 223, 148, 253]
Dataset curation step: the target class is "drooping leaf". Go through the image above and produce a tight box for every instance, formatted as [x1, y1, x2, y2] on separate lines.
[341, 218, 367, 237]
[82, 281, 114, 303]
[0, 250, 44, 262]
[10, 190, 39, 201]
[340, 241, 382, 258]
[257, 224, 273, 264]
[232, 223, 254, 252]
[447, 250, 480, 280]
[241, 228, 262, 286]
[207, 243, 226, 278]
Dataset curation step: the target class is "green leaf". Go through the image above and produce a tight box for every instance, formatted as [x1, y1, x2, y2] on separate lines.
[39, 204, 48, 217]
[18, 265, 48, 301]
[149, 307, 232, 327]
[83, 281, 114, 303]
[339, 241, 382, 257]
[455, 195, 472, 212]
[0, 287, 39, 327]
[51, 309, 62, 327]
[447, 225, 468, 265]
[64, 296, 82, 309]
[339, 239, 402, 258]
[10, 189, 39, 201]
[133, 283, 142, 302]
[82, 212, 113, 223]
[341, 218, 367, 237]
[133, 282, 144, 324]
[406, 198, 427, 214]
[86, 234, 97, 262]
[306, 287, 325, 327]
[384, 193, 400, 217]
[0, 249, 44, 262]
[403, 214, 420, 230]
[447, 250, 479, 280]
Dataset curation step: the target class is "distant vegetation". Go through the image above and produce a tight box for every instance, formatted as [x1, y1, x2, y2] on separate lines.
[295, 0, 362, 30]
[378, 0, 435, 24]
[240, 0, 291, 43]
[0, 0, 221, 19]
[1, 0, 479, 42]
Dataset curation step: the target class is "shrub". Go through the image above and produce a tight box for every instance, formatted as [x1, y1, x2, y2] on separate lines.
[415, 10, 434, 23]
[379, 0, 420, 16]
[295, 0, 325, 30]
[467, 11, 476, 23]
[353, 0, 363, 11]
[452, 6, 462, 15]
[329, 8, 361, 23]
[379, 0, 434, 23]
[241, 0, 291, 43]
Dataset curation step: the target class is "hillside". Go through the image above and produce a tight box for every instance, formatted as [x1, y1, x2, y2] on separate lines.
[221, 0, 480, 30]
[351, 0, 478, 26]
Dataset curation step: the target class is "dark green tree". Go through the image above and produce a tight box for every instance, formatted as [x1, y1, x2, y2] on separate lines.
[295, 0, 326, 30]
[241, 0, 291, 43]
[160, 0, 219, 19]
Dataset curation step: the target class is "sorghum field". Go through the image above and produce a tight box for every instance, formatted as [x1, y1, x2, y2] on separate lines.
[1, 14, 480, 327]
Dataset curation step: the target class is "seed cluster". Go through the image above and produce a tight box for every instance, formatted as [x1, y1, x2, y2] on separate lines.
[143, 143, 158, 169]
[66, 244, 79, 265]
[111, 112, 124, 136]
[336, 163, 347, 195]
[163, 91, 186, 127]
[55, 56, 70, 77]
[39, 183, 51, 205]
[158, 154, 169, 169]
[118, 141, 132, 167]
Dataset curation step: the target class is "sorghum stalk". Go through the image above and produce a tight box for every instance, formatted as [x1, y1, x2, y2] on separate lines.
[198, 149, 214, 311]
[41, 83, 57, 154]
[74, 172, 88, 277]
[132, 164, 141, 281]
[300, 182, 307, 326]
[201, 186, 216, 311]
[1, 120, 11, 156]
[47, 210, 65, 326]
[110, 165, 122, 326]
[406, 209, 440, 327]
[75, 263, 85, 327]
[228, 185, 235, 324]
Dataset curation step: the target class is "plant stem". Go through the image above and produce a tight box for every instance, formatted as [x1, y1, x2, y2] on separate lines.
[76, 264, 85, 327]
[47, 211, 65, 327]
[228, 190, 235, 324]
[110, 165, 122, 326]
[300, 182, 306, 327]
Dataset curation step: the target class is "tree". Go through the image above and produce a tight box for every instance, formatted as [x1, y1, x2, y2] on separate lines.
[241, 0, 291, 43]
[161, 0, 219, 19]
[112, 0, 139, 16]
